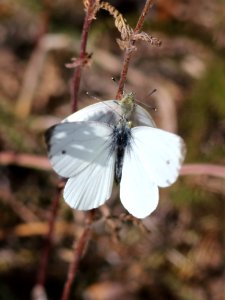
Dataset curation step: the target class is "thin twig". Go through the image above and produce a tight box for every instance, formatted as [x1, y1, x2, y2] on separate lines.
[71, 0, 96, 112]
[61, 210, 95, 300]
[116, 0, 154, 99]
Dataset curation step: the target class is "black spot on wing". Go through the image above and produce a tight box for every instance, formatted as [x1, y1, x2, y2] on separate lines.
[166, 179, 172, 185]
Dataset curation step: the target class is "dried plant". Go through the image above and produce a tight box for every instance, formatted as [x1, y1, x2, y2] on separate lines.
[99, 1, 133, 41]
[67, 0, 161, 100]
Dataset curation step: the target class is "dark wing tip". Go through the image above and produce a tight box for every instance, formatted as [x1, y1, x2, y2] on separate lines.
[44, 125, 57, 151]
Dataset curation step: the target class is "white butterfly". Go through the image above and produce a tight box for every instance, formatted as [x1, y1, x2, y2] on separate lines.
[45, 93, 186, 219]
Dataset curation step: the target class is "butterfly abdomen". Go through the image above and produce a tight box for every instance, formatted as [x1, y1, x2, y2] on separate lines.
[110, 122, 132, 183]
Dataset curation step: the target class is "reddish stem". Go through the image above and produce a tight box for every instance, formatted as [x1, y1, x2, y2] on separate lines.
[61, 210, 95, 300]
[134, 0, 154, 33]
[36, 0, 96, 295]
[71, 0, 96, 112]
[116, 0, 154, 99]
[60, 2, 97, 300]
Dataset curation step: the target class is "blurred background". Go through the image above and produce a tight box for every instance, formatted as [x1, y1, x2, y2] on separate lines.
[0, 0, 225, 299]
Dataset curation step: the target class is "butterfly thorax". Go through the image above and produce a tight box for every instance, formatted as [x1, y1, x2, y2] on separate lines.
[110, 119, 132, 183]
[120, 92, 135, 118]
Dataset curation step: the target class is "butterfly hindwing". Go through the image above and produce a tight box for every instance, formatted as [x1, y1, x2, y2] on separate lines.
[64, 147, 115, 210]
[120, 145, 159, 219]
[132, 104, 156, 127]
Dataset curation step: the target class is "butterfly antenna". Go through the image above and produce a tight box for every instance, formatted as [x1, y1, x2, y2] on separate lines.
[147, 88, 157, 98]
[135, 89, 157, 112]
[86, 91, 101, 102]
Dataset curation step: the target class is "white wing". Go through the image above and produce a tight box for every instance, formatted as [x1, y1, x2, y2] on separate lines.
[63, 98, 155, 127]
[120, 147, 159, 219]
[45, 121, 113, 178]
[64, 147, 115, 210]
[132, 104, 156, 127]
[130, 127, 186, 187]
[45, 121, 115, 210]
[63, 100, 121, 125]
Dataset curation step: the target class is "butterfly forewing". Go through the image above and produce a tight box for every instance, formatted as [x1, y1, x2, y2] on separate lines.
[132, 104, 156, 127]
[63, 100, 121, 124]
[62, 96, 156, 128]
[45, 121, 113, 178]
[46, 121, 116, 210]
[130, 126, 185, 187]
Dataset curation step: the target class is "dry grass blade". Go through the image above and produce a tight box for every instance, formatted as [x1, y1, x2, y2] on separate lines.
[100, 1, 133, 40]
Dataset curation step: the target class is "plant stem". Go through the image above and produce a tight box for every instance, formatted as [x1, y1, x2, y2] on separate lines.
[61, 210, 95, 300]
[60, 3, 98, 299]
[116, 0, 154, 99]
[71, 0, 96, 112]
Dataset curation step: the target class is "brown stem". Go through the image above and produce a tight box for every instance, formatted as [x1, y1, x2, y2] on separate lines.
[116, 0, 155, 99]
[37, 182, 64, 286]
[61, 210, 95, 300]
[134, 0, 154, 33]
[71, 0, 96, 112]
[35, 1, 97, 295]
